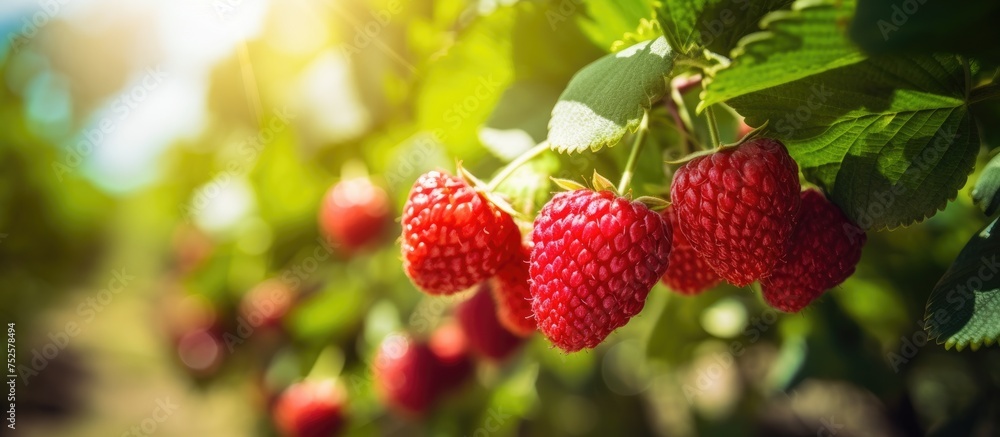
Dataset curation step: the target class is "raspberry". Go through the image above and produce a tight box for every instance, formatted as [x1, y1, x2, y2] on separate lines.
[660, 207, 721, 295]
[530, 189, 672, 352]
[456, 284, 525, 361]
[428, 323, 475, 392]
[670, 138, 801, 286]
[239, 279, 294, 329]
[319, 177, 391, 252]
[401, 171, 521, 295]
[489, 242, 536, 336]
[373, 333, 471, 415]
[175, 327, 224, 377]
[761, 189, 866, 312]
[374, 335, 440, 415]
[273, 380, 347, 437]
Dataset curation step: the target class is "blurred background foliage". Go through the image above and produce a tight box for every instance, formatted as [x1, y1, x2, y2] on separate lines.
[1, 0, 999, 436]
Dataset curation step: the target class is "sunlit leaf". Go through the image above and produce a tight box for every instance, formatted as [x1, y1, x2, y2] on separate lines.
[548, 36, 675, 154]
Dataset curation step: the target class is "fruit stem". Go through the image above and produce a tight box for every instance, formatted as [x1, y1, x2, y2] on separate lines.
[486, 141, 551, 191]
[969, 83, 1000, 105]
[617, 110, 650, 193]
[666, 88, 698, 155]
[705, 105, 722, 148]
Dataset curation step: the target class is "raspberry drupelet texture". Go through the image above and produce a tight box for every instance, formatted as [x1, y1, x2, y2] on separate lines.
[670, 138, 801, 286]
[489, 242, 537, 336]
[660, 207, 721, 295]
[401, 171, 521, 295]
[761, 189, 867, 312]
[529, 189, 672, 352]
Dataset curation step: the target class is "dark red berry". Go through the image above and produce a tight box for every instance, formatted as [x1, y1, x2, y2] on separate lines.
[456, 284, 525, 361]
[670, 138, 801, 286]
[660, 207, 721, 295]
[373, 333, 471, 415]
[761, 189, 866, 312]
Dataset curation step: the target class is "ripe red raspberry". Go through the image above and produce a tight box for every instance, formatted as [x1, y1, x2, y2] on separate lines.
[373, 333, 471, 415]
[456, 284, 525, 361]
[670, 138, 801, 286]
[401, 171, 521, 295]
[660, 207, 721, 295]
[761, 189, 866, 312]
[489, 242, 536, 336]
[319, 177, 391, 252]
[273, 380, 347, 437]
[530, 189, 672, 352]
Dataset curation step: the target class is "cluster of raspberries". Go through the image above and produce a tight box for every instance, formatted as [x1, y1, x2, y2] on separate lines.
[400, 138, 866, 353]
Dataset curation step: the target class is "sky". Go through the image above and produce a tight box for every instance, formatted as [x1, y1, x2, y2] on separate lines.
[1, 0, 274, 193]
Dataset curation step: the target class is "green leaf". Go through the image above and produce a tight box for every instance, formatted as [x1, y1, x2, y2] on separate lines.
[551, 177, 588, 191]
[479, 81, 560, 161]
[656, 0, 713, 54]
[480, 2, 605, 161]
[924, 218, 1000, 351]
[289, 275, 368, 343]
[849, 0, 1000, 64]
[729, 54, 980, 229]
[249, 128, 328, 233]
[656, 0, 793, 56]
[547, 36, 675, 154]
[701, 0, 865, 109]
[972, 153, 1000, 217]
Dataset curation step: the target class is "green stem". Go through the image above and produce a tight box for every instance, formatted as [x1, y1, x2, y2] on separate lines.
[705, 105, 721, 148]
[666, 98, 695, 155]
[969, 83, 1000, 105]
[486, 141, 551, 191]
[617, 111, 650, 193]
